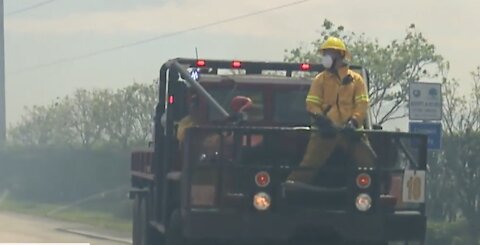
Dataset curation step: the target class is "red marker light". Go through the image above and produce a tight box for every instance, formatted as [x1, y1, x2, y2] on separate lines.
[232, 60, 242, 69]
[356, 173, 371, 189]
[168, 95, 174, 104]
[300, 63, 311, 71]
[196, 59, 206, 67]
[255, 171, 270, 187]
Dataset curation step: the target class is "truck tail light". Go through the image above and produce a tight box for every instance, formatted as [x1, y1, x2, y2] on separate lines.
[300, 63, 310, 71]
[232, 60, 242, 68]
[356, 173, 371, 189]
[255, 171, 270, 187]
[196, 59, 206, 67]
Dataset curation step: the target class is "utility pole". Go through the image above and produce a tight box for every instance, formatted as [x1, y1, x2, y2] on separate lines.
[0, 0, 5, 144]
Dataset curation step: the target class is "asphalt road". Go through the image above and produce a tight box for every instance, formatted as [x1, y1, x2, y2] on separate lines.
[0, 211, 131, 245]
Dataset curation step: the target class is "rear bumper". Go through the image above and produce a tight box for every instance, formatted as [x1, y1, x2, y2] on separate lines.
[183, 210, 426, 242]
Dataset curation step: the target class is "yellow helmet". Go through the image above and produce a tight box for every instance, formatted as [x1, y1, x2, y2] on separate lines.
[320, 37, 346, 51]
[319, 36, 351, 60]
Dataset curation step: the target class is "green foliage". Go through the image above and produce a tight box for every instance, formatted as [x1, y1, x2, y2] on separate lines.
[0, 145, 130, 203]
[104, 82, 158, 148]
[284, 19, 446, 124]
[0, 198, 132, 233]
[426, 67, 480, 245]
[427, 220, 469, 245]
[8, 80, 158, 149]
[2, 79, 157, 228]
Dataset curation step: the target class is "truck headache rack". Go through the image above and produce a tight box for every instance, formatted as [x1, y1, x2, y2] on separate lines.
[159, 58, 372, 129]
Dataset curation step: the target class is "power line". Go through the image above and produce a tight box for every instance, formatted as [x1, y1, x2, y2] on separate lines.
[6, 0, 56, 16]
[9, 0, 313, 75]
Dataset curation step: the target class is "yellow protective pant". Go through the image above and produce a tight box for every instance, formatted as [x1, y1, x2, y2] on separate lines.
[286, 131, 377, 183]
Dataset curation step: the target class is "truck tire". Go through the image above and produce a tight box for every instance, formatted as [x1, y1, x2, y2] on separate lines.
[132, 195, 144, 245]
[139, 195, 149, 245]
[133, 194, 150, 245]
[166, 209, 185, 245]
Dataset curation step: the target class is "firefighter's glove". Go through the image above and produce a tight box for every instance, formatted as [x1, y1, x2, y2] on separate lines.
[313, 114, 336, 138]
[313, 114, 332, 128]
[346, 118, 359, 129]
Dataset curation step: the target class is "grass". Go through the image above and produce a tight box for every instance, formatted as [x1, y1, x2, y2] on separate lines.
[0, 198, 132, 235]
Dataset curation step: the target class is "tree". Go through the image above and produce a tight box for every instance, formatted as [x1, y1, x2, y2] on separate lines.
[128, 81, 158, 145]
[103, 82, 157, 149]
[284, 19, 446, 125]
[8, 81, 158, 149]
[65, 89, 111, 148]
[9, 100, 75, 147]
[437, 66, 480, 245]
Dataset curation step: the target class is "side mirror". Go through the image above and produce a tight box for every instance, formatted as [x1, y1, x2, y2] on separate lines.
[372, 124, 383, 130]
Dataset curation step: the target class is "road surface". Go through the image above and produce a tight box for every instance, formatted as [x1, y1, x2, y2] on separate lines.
[0, 211, 131, 245]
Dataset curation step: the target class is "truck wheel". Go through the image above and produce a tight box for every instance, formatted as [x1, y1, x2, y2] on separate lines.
[139, 195, 150, 245]
[166, 209, 185, 245]
[133, 194, 151, 245]
[132, 195, 145, 245]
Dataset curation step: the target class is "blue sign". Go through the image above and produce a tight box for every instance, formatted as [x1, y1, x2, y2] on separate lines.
[409, 122, 442, 150]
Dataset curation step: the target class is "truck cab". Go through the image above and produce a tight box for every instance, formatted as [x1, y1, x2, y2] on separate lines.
[130, 58, 428, 245]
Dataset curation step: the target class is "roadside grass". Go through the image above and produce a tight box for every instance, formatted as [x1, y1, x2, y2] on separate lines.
[0, 198, 132, 234]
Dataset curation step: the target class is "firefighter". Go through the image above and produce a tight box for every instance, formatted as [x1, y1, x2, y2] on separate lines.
[286, 36, 377, 184]
[177, 94, 261, 158]
[176, 93, 228, 152]
[176, 93, 203, 147]
[201, 96, 264, 156]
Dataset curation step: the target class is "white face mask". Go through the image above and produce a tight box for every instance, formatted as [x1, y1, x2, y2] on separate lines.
[321, 54, 333, 69]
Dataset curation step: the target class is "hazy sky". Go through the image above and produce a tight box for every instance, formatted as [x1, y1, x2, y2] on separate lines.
[4, 0, 480, 130]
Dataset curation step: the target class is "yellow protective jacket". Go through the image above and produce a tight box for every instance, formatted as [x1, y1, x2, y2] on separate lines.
[176, 115, 199, 143]
[306, 66, 369, 127]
